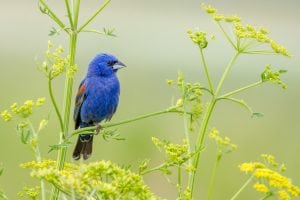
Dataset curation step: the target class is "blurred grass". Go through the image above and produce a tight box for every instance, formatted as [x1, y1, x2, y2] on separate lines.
[0, 0, 300, 199]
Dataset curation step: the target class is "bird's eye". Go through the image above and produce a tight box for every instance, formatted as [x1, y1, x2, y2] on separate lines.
[107, 60, 117, 66]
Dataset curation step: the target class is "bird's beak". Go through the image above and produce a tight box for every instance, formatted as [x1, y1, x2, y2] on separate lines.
[112, 61, 126, 70]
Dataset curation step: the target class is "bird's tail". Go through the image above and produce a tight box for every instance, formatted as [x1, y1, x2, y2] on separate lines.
[72, 134, 94, 160]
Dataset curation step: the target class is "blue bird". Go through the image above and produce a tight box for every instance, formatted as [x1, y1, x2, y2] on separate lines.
[73, 53, 125, 160]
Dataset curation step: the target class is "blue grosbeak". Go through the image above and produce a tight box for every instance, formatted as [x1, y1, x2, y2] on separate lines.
[73, 53, 125, 160]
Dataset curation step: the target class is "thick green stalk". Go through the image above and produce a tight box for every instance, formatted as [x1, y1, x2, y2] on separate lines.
[188, 98, 216, 193]
[188, 53, 240, 196]
[51, 32, 78, 200]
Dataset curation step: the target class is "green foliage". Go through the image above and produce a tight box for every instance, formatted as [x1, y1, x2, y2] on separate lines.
[21, 160, 160, 200]
[0, 1, 296, 200]
[18, 186, 40, 200]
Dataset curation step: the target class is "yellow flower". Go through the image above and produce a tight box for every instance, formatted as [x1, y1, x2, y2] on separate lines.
[278, 190, 291, 200]
[201, 3, 217, 14]
[253, 182, 269, 193]
[47, 40, 53, 48]
[240, 155, 300, 199]
[36, 97, 46, 106]
[1, 110, 12, 122]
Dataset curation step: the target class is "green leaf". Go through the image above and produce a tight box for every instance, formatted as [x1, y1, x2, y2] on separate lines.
[221, 97, 262, 117]
[252, 112, 264, 118]
[0, 165, 3, 176]
[49, 27, 59, 36]
[81, 28, 116, 37]
[48, 141, 72, 153]
[38, 4, 48, 14]
[102, 129, 125, 141]
[139, 159, 150, 174]
[16, 125, 31, 144]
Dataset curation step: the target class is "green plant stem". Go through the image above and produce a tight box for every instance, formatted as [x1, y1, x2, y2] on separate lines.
[188, 99, 216, 193]
[188, 53, 240, 196]
[219, 81, 263, 99]
[77, 0, 111, 32]
[182, 107, 192, 179]
[64, 0, 74, 28]
[206, 152, 222, 200]
[27, 120, 46, 200]
[229, 174, 254, 200]
[215, 53, 240, 95]
[177, 165, 182, 199]
[140, 163, 169, 175]
[51, 32, 78, 200]
[71, 107, 187, 136]
[259, 192, 273, 200]
[216, 22, 236, 50]
[39, 0, 67, 31]
[48, 75, 64, 132]
[199, 47, 214, 93]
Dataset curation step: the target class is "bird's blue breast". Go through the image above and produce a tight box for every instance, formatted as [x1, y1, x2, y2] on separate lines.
[80, 75, 120, 124]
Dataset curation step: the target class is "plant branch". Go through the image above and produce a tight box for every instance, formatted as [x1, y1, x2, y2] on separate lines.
[215, 52, 240, 95]
[77, 0, 111, 33]
[199, 47, 214, 93]
[48, 74, 64, 132]
[216, 22, 237, 50]
[39, 0, 67, 32]
[189, 53, 240, 196]
[64, 0, 74, 28]
[70, 107, 188, 137]
[229, 174, 254, 200]
[206, 152, 222, 200]
[218, 81, 262, 99]
[140, 163, 169, 175]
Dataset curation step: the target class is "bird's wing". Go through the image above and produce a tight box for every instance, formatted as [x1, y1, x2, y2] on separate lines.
[74, 79, 87, 129]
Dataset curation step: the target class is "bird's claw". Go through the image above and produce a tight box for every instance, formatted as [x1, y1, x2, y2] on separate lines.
[95, 124, 102, 135]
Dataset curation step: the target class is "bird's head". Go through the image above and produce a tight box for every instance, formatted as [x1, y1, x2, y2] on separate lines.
[87, 53, 126, 77]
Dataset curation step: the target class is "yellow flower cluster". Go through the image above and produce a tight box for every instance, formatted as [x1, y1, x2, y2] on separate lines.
[201, 3, 291, 57]
[1, 98, 46, 121]
[17, 186, 40, 200]
[41, 41, 72, 79]
[152, 137, 192, 165]
[235, 23, 290, 56]
[21, 160, 159, 199]
[1, 110, 12, 122]
[201, 3, 241, 23]
[209, 128, 237, 153]
[239, 154, 300, 199]
[260, 65, 287, 89]
[187, 29, 208, 49]
[253, 182, 269, 193]
[168, 72, 203, 132]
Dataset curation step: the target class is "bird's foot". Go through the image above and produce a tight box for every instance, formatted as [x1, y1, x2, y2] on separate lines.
[94, 124, 102, 135]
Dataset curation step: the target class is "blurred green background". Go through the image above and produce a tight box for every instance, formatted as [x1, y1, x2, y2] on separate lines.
[0, 0, 299, 199]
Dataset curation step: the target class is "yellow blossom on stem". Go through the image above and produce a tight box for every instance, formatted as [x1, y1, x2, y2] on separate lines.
[1, 110, 12, 122]
[240, 155, 300, 199]
[253, 182, 269, 193]
[36, 97, 46, 107]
